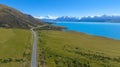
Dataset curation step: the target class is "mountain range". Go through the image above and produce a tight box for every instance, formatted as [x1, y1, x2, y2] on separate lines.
[80, 15, 120, 22]
[38, 15, 120, 22]
[37, 16, 80, 22]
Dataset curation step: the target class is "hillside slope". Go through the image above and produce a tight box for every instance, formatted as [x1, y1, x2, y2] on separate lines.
[0, 4, 44, 29]
[37, 30, 120, 67]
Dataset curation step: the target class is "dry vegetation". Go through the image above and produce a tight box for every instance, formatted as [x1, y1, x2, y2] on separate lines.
[0, 28, 32, 67]
[37, 30, 120, 67]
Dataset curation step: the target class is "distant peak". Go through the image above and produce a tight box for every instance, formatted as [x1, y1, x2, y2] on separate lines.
[36, 15, 58, 19]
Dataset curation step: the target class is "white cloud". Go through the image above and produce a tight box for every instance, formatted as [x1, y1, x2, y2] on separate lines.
[34, 15, 58, 19]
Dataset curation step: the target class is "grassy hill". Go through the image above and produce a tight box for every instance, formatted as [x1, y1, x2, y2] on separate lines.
[37, 30, 120, 67]
[0, 4, 44, 29]
[0, 28, 32, 67]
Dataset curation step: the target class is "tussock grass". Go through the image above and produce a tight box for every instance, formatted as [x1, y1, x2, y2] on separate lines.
[0, 28, 32, 67]
[37, 30, 120, 67]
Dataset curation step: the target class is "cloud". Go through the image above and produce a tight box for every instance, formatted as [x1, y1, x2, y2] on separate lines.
[34, 15, 58, 19]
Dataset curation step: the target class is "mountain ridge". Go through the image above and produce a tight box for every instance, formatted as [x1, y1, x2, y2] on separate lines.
[38, 15, 120, 22]
[0, 4, 44, 29]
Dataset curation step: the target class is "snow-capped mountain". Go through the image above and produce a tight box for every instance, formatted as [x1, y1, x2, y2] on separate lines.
[36, 15, 120, 22]
[35, 15, 58, 22]
[36, 16, 80, 22]
[56, 16, 80, 22]
[36, 15, 57, 19]
[80, 15, 120, 22]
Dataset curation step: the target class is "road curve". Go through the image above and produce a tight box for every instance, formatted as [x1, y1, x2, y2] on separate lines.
[31, 28, 37, 67]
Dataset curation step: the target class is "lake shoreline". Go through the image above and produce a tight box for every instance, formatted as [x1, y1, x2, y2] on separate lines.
[54, 22, 120, 40]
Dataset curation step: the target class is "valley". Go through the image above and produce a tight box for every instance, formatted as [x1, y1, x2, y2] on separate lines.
[0, 3, 120, 67]
[1, 28, 120, 67]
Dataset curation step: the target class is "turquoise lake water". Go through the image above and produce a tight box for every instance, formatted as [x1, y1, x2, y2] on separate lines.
[55, 22, 120, 40]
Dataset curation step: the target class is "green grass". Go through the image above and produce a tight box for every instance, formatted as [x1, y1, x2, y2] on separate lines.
[0, 28, 32, 67]
[37, 30, 120, 67]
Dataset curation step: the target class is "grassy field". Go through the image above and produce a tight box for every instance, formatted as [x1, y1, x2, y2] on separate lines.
[37, 30, 120, 67]
[0, 28, 32, 67]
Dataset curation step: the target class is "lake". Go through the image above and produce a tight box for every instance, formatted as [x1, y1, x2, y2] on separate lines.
[55, 22, 120, 40]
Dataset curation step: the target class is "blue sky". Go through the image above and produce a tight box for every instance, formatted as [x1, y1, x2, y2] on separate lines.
[0, 0, 120, 17]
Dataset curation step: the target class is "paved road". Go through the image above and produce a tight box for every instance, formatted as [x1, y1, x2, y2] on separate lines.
[31, 29, 37, 67]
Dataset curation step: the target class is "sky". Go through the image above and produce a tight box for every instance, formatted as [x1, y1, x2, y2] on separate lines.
[0, 0, 120, 17]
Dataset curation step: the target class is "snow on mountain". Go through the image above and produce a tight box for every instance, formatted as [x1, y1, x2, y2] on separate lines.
[35, 15, 120, 22]
[55, 16, 80, 21]
[35, 15, 58, 19]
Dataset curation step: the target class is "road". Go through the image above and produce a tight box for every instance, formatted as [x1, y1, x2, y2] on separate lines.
[31, 28, 37, 67]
